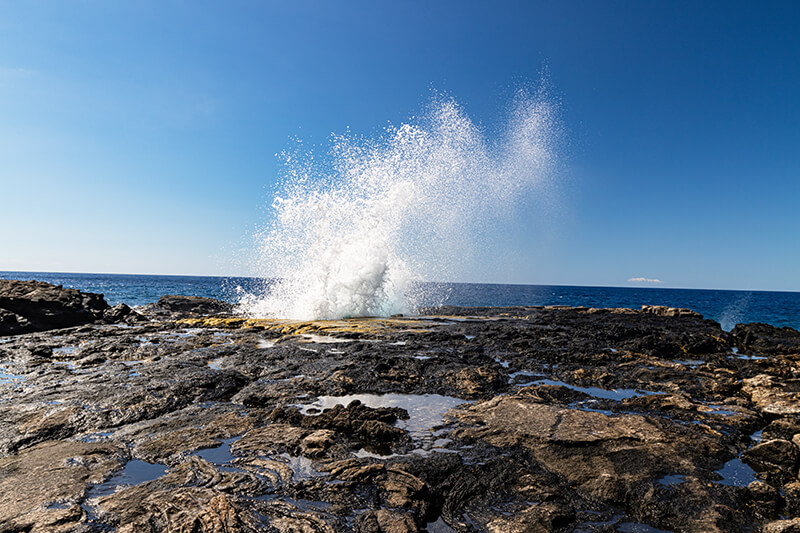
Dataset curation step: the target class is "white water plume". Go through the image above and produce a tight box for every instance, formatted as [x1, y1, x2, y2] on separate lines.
[242, 89, 562, 319]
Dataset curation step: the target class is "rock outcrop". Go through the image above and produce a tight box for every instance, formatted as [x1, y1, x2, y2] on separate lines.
[0, 286, 799, 531]
[0, 279, 110, 335]
[154, 294, 233, 316]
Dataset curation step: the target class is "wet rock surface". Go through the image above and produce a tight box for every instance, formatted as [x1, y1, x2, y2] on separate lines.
[1, 290, 799, 532]
[0, 279, 112, 335]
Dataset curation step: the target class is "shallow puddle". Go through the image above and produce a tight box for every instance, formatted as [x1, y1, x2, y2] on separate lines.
[714, 458, 757, 486]
[79, 431, 115, 443]
[705, 404, 741, 417]
[191, 439, 323, 482]
[207, 357, 227, 370]
[508, 370, 543, 384]
[45, 501, 73, 510]
[300, 393, 467, 437]
[426, 517, 459, 533]
[530, 378, 658, 401]
[657, 474, 684, 486]
[169, 328, 205, 338]
[617, 522, 673, 533]
[731, 347, 768, 361]
[674, 359, 704, 367]
[301, 334, 354, 344]
[0, 364, 24, 385]
[86, 459, 167, 498]
[195, 437, 238, 464]
[280, 453, 326, 481]
[256, 495, 331, 511]
[571, 400, 616, 416]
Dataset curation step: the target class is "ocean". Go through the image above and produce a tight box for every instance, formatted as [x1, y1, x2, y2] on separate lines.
[1, 271, 798, 332]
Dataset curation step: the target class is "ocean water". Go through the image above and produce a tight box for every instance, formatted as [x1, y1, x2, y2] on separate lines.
[1, 271, 798, 331]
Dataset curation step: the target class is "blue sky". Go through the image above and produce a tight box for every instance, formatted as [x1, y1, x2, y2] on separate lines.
[1, 1, 798, 290]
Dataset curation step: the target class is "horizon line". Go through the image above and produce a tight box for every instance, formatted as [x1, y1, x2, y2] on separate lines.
[1, 269, 797, 295]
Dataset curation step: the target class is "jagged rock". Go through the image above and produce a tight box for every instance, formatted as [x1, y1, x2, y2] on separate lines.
[484, 502, 573, 533]
[748, 480, 782, 520]
[0, 440, 125, 531]
[449, 393, 737, 531]
[742, 439, 799, 474]
[732, 322, 800, 355]
[0, 279, 109, 335]
[641, 305, 703, 318]
[764, 519, 800, 533]
[355, 509, 418, 533]
[783, 481, 800, 517]
[302, 429, 337, 457]
[447, 366, 506, 397]
[762, 419, 800, 441]
[155, 294, 233, 316]
[232, 424, 310, 457]
[0, 303, 796, 531]
[0, 308, 30, 335]
[103, 302, 138, 323]
[742, 375, 800, 416]
[268, 401, 410, 452]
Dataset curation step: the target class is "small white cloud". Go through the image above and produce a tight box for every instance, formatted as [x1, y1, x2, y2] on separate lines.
[628, 277, 663, 284]
[0, 66, 36, 80]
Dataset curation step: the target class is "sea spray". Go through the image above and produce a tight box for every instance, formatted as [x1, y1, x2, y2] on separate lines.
[241, 89, 562, 319]
[719, 292, 752, 332]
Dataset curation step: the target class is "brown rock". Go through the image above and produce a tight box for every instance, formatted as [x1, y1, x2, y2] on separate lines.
[301, 429, 336, 457]
[231, 424, 309, 457]
[783, 481, 800, 517]
[764, 519, 800, 533]
[641, 305, 703, 318]
[742, 439, 799, 472]
[0, 440, 124, 531]
[448, 366, 510, 396]
[742, 375, 800, 416]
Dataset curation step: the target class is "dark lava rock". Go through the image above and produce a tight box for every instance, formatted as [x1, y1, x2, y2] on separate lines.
[103, 302, 138, 323]
[0, 279, 109, 335]
[748, 480, 782, 520]
[732, 322, 800, 355]
[762, 419, 800, 441]
[2, 300, 800, 532]
[784, 482, 800, 517]
[154, 294, 233, 316]
[742, 439, 799, 475]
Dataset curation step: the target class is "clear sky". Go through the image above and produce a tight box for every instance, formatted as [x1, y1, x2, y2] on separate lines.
[1, 1, 798, 291]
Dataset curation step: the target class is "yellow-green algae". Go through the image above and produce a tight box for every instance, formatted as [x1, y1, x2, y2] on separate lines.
[176, 316, 439, 339]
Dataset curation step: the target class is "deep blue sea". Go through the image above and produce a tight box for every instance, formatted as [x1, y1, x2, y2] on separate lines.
[1, 271, 798, 331]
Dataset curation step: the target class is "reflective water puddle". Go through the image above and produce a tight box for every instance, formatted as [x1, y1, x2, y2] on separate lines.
[300, 393, 467, 437]
[86, 459, 167, 499]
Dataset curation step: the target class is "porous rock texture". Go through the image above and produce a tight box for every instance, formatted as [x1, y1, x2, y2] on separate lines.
[1, 284, 800, 532]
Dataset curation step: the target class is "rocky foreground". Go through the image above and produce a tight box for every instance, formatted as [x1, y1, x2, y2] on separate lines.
[2, 280, 800, 532]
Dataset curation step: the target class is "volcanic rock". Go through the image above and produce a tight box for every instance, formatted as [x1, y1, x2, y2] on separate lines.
[154, 294, 233, 316]
[0, 292, 799, 531]
[0, 279, 109, 335]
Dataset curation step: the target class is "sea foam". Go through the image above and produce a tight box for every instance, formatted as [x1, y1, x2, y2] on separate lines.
[241, 89, 562, 319]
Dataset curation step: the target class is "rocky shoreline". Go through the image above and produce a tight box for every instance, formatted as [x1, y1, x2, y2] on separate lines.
[2, 279, 800, 532]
